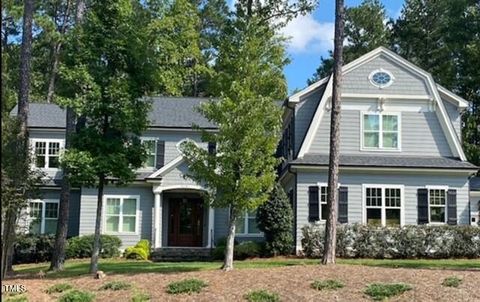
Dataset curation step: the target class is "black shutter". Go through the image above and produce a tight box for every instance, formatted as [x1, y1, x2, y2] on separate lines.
[338, 186, 348, 223]
[208, 142, 216, 155]
[156, 140, 165, 169]
[308, 186, 319, 222]
[447, 189, 457, 225]
[417, 188, 429, 224]
[288, 189, 294, 209]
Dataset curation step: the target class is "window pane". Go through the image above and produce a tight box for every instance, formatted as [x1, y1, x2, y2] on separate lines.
[122, 216, 136, 232]
[248, 218, 260, 234]
[49, 156, 59, 168]
[44, 219, 58, 234]
[385, 188, 401, 207]
[320, 187, 328, 203]
[386, 209, 400, 226]
[366, 188, 382, 206]
[235, 217, 245, 234]
[382, 115, 398, 131]
[49, 142, 60, 155]
[123, 198, 136, 215]
[36, 155, 46, 168]
[29, 202, 42, 218]
[382, 133, 398, 148]
[366, 209, 382, 226]
[106, 216, 119, 232]
[35, 142, 46, 155]
[106, 199, 120, 214]
[45, 202, 58, 218]
[143, 141, 156, 167]
[145, 154, 155, 167]
[430, 207, 445, 223]
[364, 115, 379, 131]
[321, 204, 328, 220]
[30, 221, 41, 234]
[364, 132, 379, 148]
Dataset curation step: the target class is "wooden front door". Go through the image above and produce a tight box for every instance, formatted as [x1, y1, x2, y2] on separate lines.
[168, 198, 203, 247]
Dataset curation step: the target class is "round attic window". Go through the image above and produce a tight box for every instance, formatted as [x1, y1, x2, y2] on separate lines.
[369, 69, 394, 88]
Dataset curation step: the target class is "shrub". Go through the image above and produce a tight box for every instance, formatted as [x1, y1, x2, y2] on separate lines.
[244, 290, 280, 302]
[131, 291, 150, 302]
[212, 239, 263, 260]
[13, 234, 56, 264]
[66, 234, 121, 259]
[256, 183, 294, 256]
[442, 276, 462, 287]
[99, 281, 132, 291]
[4, 295, 28, 302]
[58, 290, 95, 302]
[166, 278, 207, 294]
[124, 239, 150, 260]
[364, 283, 412, 300]
[311, 279, 344, 291]
[46, 283, 73, 294]
[301, 224, 480, 259]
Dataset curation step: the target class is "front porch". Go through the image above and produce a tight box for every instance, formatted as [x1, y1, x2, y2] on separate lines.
[152, 185, 215, 249]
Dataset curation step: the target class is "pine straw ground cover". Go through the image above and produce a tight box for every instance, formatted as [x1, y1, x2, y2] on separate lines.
[3, 262, 480, 301]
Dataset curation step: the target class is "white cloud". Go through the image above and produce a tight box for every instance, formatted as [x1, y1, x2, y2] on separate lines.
[281, 14, 334, 54]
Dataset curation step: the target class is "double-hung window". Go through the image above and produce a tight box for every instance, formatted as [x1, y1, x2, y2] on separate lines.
[362, 113, 400, 150]
[364, 185, 403, 226]
[142, 139, 156, 168]
[28, 199, 59, 234]
[428, 188, 446, 223]
[104, 196, 139, 233]
[236, 210, 261, 235]
[32, 140, 63, 168]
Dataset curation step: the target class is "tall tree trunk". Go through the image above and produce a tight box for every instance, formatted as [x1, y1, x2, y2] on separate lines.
[50, 0, 83, 272]
[322, 0, 345, 265]
[0, 0, 35, 279]
[46, 0, 72, 103]
[89, 174, 105, 274]
[222, 206, 237, 271]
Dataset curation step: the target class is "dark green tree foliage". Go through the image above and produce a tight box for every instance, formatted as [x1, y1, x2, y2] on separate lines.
[309, 0, 389, 84]
[256, 184, 294, 256]
[57, 0, 155, 273]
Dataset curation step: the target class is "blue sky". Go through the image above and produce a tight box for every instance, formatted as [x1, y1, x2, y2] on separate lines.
[278, 0, 406, 93]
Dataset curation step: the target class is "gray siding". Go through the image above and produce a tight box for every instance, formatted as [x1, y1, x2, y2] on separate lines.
[443, 100, 461, 141]
[161, 161, 201, 187]
[78, 185, 154, 248]
[343, 55, 432, 96]
[294, 87, 324, 155]
[295, 171, 470, 250]
[310, 109, 453, 157]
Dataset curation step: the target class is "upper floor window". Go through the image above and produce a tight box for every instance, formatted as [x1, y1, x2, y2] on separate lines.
[236, 210, 261, 235]
[32, 140, 63, 169]
[369, 69, 394, 88]
[142, 139, 156, 168]
[362, 113, 400, 150]
[28, 199, 59, 234]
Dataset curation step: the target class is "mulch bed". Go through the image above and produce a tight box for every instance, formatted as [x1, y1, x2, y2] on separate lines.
[3, 264, 480, 301]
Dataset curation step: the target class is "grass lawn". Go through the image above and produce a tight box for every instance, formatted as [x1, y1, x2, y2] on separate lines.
[11, 257, 480, 279]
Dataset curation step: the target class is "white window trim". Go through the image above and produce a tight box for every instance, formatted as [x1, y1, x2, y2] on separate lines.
[360, 111, 402, 152]
[426, 185, 449, 225]
[102, 195, 140, 235]
[362, 184, 405, 227]
[235, 210, 263, 237]
[368, 68, 395, 88]
[30, 138, 65, 170]
[28, 199, 59, 234]
[139, 137, 157, 171]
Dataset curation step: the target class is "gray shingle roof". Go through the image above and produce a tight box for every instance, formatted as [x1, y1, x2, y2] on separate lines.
[11, 97, 217, 129]
[290, 154, 478, 170]
[470, 177, 480, 191]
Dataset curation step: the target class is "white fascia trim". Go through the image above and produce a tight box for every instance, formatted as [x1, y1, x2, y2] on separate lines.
[342, 93, 431, 100]
[310, 47, 466, 161]
[436, 85, 469, 108]
[290, 165, 476, 175]
[297, 76, 333, 158]
[147, 154, 185, 179]
[288, 76, 329, 104]
[470, 191, 480, 196]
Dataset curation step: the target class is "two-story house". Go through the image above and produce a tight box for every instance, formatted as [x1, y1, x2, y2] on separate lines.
[278, 47, 478, 253]
[16, 47, 478, 255]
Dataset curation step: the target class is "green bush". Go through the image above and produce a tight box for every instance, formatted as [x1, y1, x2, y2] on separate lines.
[442, 276, 462, 287]
[4, 295, 28, 302]
[166, 278, 207, 294]
[13, 234, 56, 264]
[66, 234, 121, 259]
[311, 279, 344, 291]
[213, 240, 264, 260]
[256, 183, 294, 256]
[99, 281, 132, 291]
[131, 291, 150, 302]
[244, 290, 280, 302]
[58, 290, 95, 302]
[124, 239, 150, 260]
[45, 283, 73, 294]
[302, 224, 480, 259]
[364, 283, 412, 300]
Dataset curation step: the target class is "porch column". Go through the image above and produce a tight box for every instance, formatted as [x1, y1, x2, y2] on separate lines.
[207, 206, 215, 248]
[154, 192, 162, 248]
